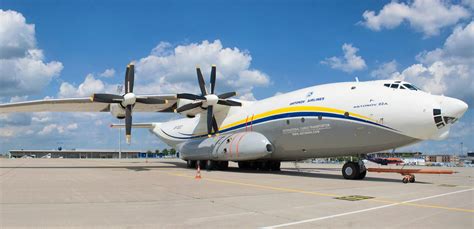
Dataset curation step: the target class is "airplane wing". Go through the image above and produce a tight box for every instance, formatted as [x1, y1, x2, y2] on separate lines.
[0, 95, 178, 113]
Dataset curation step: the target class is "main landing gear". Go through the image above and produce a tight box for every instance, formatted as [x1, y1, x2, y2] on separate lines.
[185, 160, 281, 171]
[186, 160, 229, 170]
[342, 160, 366, 180]
[238, 161, 281, 171]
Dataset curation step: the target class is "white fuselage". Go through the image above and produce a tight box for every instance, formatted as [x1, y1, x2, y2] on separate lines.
[151, 80, 468, 161]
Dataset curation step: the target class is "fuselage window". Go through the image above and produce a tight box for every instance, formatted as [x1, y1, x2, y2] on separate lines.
[301, 117, 305, 123]
[390, 84, 399, 89]
[286, 120, 290, 125]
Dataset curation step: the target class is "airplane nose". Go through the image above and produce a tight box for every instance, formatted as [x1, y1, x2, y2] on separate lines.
[442, 97, 468, 119]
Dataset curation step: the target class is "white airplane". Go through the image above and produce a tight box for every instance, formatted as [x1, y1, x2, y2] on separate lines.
[0, 64, 468, 180]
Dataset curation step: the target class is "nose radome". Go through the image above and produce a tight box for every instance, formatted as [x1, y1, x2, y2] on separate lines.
[442, 97, 468, 118]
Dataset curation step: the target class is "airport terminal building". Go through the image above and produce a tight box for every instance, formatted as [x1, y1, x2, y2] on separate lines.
[9, 149, 150, 159]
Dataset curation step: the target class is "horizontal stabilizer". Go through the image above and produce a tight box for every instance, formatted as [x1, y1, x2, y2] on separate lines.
[110, 123, 156, 129]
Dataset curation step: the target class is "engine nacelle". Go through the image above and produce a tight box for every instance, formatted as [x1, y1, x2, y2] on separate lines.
[109, 104, 126, 119]
[179, 132, 273, 161]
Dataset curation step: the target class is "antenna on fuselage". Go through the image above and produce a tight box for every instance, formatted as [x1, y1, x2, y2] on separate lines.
[355, 77, 359, 82]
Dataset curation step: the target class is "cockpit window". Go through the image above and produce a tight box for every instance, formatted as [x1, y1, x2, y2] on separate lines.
[384, 82, 422, 91]
[403, 84, 418, 91]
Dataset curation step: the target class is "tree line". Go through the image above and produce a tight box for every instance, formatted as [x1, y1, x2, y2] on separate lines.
[146, 148, 177, 156]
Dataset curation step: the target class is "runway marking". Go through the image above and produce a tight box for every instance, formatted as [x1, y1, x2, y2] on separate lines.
[263, 188, 474, 228]
[165, 172, 474, 214]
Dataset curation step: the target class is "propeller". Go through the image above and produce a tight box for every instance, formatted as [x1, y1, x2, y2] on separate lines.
[175, 65, 242, 136]
[90, 63, 167, 144]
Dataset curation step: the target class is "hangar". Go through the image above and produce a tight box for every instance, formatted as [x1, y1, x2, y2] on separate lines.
[8, 149, 147, 159]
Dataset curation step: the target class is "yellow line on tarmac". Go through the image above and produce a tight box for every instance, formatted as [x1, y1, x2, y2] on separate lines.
[165, 172, 474, 213]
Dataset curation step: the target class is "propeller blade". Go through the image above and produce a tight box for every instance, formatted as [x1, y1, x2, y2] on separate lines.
[196, 67, 207, 95]
[136, 97, 167, 104]
[207, 106, 213, 135]
[212, 115, 219, 134]
[91, 93, 123, 103]
[175, 101, 203, 113]
[217, 99, 242, 106]
[125, 105, 132, 144]
[177, 93, 206, 100]
[218, 91, 237, 99]
[210, 65, 216, 94]
[124, 66, 130, 93]
[127, 64, 135, 93]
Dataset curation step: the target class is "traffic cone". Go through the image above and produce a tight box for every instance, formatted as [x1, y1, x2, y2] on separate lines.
[195, 164, 202, 179]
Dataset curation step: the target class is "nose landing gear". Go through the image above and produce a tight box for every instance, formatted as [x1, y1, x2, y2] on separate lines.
[342, 160, 367, 180]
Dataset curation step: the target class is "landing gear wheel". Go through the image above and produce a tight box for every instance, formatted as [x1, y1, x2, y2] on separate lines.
[206, 160, 217, 170]
[186, 160, 196, 168]
[402, 176, 409, 184]
[409, 175, 415, 183]
[342, 162, 359, 179]
[198, 160, 207, 170]
[270, 161, 281, 171]
[217, 161, 229, 170]
[356, 170, 367, 180]
[238, 161, 249, 169]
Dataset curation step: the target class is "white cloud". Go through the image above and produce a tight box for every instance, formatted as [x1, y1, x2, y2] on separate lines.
[374, 21, 474, 105]
[462, 0, 474, 9]
[99, 68, 115, 78]
[370, 60, 398, 78]
[321, 43, 367, 73]
[58, 74, 117, 98]
[0, 10, 35, 58]
[361, 0, 470, 37]
[135, 40, 270, 96]
[0, 10, 63, 97]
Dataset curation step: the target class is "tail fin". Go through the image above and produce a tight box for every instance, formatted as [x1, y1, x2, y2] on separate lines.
[110, 123, 157, 129]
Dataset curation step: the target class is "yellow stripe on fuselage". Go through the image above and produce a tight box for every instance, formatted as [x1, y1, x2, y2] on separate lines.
[219, 106, 374, 131]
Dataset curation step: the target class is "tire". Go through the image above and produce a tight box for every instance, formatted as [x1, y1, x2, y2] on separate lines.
[238, 161, 249, 169]
[409, 175, 415, 183]
[206, 160, 217, 170]
[187, 160, 197, 169]
[218, 161, 229, 170]
[198, 160, 207, 169]
[186, 160, 192, 168]
[270, 161, 281, 171]
[402, 177, 409, 183]
[342, 162, 359, 179]
[248, 161, 259, 170]
[356, 170, 367, 180]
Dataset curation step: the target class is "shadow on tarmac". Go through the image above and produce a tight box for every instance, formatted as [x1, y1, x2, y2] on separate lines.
[160, 161, 433, 184]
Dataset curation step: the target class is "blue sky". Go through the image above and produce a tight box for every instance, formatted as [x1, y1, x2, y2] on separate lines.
[1, 0, 473, 154]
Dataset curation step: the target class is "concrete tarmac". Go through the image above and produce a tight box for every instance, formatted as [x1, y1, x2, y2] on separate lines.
[0, 158, 473, 228]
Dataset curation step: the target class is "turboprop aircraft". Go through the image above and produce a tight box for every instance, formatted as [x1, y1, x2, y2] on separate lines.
[0, 64, 468, 180]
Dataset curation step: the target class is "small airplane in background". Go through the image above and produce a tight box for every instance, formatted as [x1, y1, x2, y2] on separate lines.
[0, 63, 468, 180]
